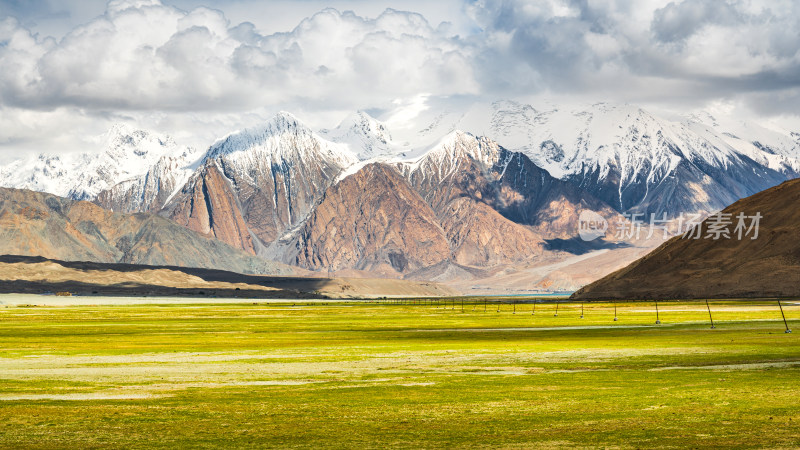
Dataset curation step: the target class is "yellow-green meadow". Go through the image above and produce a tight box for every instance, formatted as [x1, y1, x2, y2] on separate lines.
[1, 298, 798, 448]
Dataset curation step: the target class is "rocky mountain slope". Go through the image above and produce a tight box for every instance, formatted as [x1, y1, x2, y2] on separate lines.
[288, 163, 452, 274]
[572, 178, 800, 299]
[163, 163, 257, 255]
[0, 187, 289, 275]
[162, 113, 358, 254]
[281, 131, 625, 276]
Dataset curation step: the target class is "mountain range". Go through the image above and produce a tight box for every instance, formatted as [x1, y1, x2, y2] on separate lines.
[0, 124, 199, 202]
[1, 100, 797, 292]
[411, 101, 797, 218]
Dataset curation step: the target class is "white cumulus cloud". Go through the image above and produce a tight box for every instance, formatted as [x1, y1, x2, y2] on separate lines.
[0, 0, 798, 157]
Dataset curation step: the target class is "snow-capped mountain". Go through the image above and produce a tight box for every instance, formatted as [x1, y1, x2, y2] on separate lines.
[0, 124, 197, 201]
[162, 112, 358, 254]
[684, 111, 800, 175]
[286, 130, 624, 276]
[12, 101, 793, 224]
[319, 111, 395, 160]
[398, 130, 621, 238]
[411, 100, 796, 217]
[94, 151, 199, 213]
[204, 111, 357, 171]
[401, 130, 503, 182]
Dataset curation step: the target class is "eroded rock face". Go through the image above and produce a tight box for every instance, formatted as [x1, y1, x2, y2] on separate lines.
[291, 163, 451, 273]
[161, 113, 357, 253]
[439, 197, 544, 266]
[0, 187, 289, 275]
[163, 164, 255, 255]
[401, 132, 621, 248]
[283, 132, 625, 275]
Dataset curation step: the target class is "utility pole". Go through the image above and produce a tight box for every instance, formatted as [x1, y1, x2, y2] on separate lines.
[778, 299, 792, 333]
[655, 300, 661, 324]
[705, 299, 715, 329]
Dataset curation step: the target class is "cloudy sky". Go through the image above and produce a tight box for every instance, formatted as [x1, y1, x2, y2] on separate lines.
[1, 0, 798, 156]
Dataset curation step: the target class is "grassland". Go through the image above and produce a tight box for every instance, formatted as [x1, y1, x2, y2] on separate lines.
[1, 298, 799, 448]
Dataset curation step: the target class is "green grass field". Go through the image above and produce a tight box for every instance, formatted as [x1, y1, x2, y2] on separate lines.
[1, 298, 799, 448]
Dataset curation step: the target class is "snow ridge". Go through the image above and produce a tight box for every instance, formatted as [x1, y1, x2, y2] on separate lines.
[408, 100, 798, 216]
[205, 112, 358, 175]
[0, 124, 196, 200]
[319, 111, 396, 160]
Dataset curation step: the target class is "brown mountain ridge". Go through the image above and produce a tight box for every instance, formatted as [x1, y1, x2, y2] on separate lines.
[572, 178, 800, 300]
[155, 130, 627, 278]
[0, 187, 289, 275]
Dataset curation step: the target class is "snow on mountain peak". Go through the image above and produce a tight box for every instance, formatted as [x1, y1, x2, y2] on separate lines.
[399, 99, 800, 216]
[105, 123, 176, 152]
[320, 111, 395, 160]
[204, 112, 358, 178]
[404, 130, 504, 182]
[0, 124, 194, 200]
[681, 110, 800, 174]
[447, 101, 738, 180]
[3, 103, 798, 223]
[101, 123, 188, 166]
[272, 111, 304, 129]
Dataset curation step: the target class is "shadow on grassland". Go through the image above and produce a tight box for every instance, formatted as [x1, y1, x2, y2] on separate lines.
[543, 238, 633, 255]
[0, 255, 329, 298]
